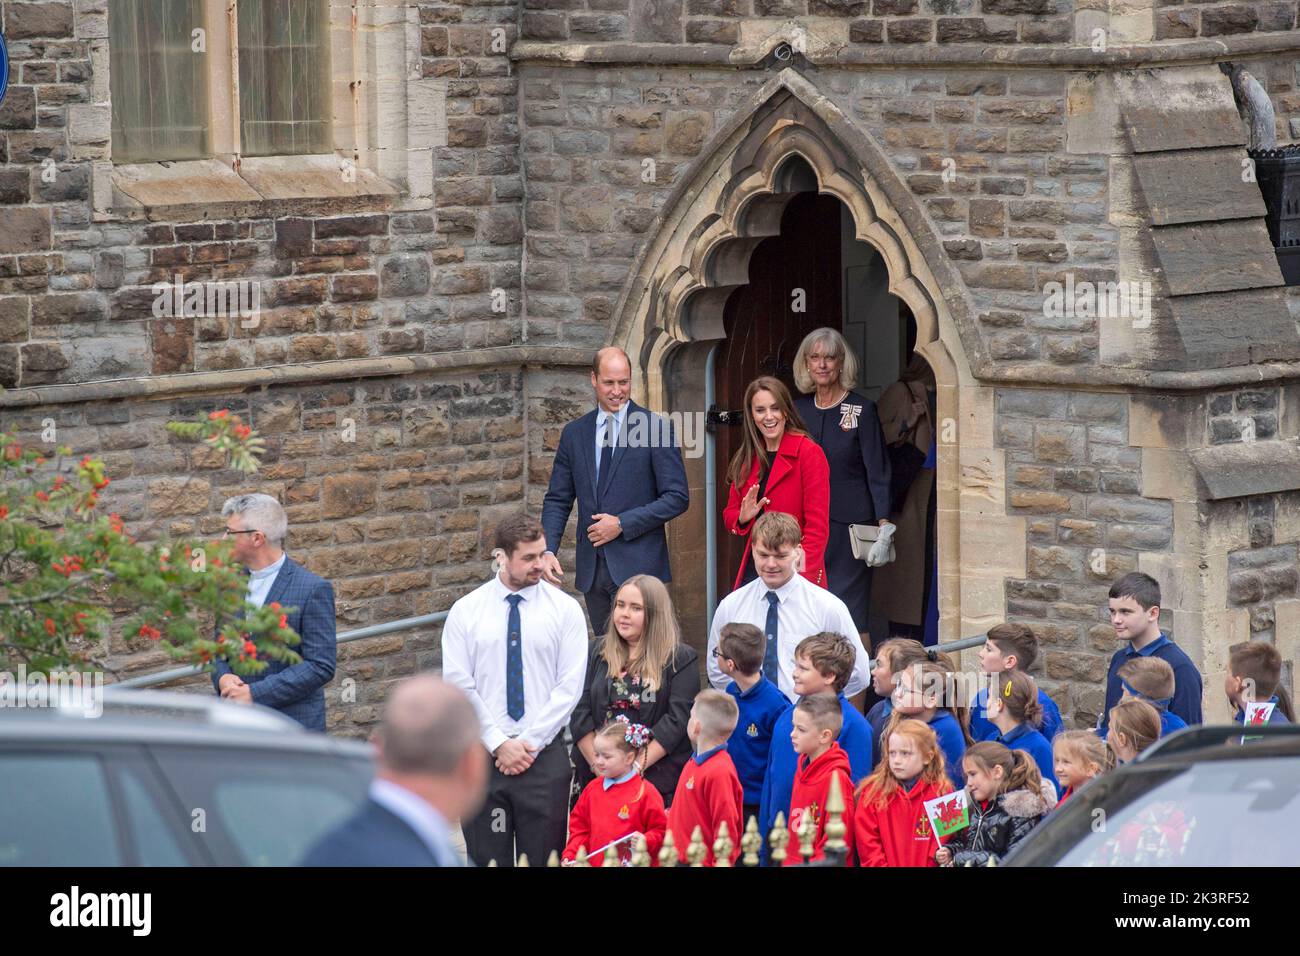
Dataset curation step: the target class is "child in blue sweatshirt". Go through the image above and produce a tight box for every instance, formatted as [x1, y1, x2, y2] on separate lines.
[1116, 656, 1187, 738]
[865, 638, 931, 766]
[985, 671, 1058, 801]
[890, 658, 969, 790]
[758, 632, 873, 864]
[1226, 640, 1295, 726]
[968, 623, 1062, 743]
[718, 623, 790, 827]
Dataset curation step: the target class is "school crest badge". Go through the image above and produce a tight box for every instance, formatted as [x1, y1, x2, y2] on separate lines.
[913, 814, 933, 840]
[686, 775, 695, 790]
[617, 804, 630, 821]
[746, 722, 758, 738]
[839, 404, 862, 430]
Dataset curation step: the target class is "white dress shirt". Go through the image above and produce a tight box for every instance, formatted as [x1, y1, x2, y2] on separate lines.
[594, 402, 629, 484]
[441, 573, 588, 754]
[246, 552, 286, 609]
[368, 778, 460, 867]
[707, 572, 869, 702]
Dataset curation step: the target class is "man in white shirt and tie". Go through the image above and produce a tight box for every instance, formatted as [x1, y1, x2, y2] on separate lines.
[441, 513, 588, 866]
[707, 512, 871, 702]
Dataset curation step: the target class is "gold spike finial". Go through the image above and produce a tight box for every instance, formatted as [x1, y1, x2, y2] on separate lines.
[574, 845, 590, 868]
[658, 829, 679, 868]
[769, 811, 790, 866]
[796, 808, 816, 863]
[630, 833, 651, 867]
[713, 821, 734, 868]
[604, 840, 622, 868]
[547, 850, 560, 867]
[741, 816, 762, 867]
[686, 825, 708, 867]
[823, 773, 847, 861]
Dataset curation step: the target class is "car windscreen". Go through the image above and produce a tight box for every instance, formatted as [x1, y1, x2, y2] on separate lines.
[150, 745, 372, 866]
[1035, 756, 1300, 866]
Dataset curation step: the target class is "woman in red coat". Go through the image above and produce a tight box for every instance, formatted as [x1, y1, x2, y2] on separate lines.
[723, 376, 831, 591]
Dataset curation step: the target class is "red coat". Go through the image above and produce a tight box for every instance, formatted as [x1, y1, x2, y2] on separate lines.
[563, 774, 667, 867]
[667, 748, 744, 866]
[785, 742, 856, 866]
[724, 431, 831, 591]
[853, 777, 952, 867]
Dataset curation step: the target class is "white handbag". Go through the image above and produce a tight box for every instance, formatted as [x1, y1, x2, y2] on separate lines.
[849, 523, 896, 566]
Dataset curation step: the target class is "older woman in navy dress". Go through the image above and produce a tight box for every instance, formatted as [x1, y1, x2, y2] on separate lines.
[793, 328, 892, 637]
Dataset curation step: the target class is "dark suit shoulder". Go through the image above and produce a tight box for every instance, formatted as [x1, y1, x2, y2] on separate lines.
[300, 799, 438, 867]
[283, 556, 329, 589]
[561, 408, 599, 436]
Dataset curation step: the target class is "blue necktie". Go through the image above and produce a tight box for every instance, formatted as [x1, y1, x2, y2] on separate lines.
[506, 594, 525, 721]
[763, 591, 780, 684]
[597, 415, 616, 487]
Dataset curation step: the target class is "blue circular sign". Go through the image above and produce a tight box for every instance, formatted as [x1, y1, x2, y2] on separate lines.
[0, 32, 8, 108]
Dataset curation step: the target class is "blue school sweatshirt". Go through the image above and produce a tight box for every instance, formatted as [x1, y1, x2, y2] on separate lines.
[758, 693, 873, 863]
[866, 698, 891, 767]
[997, 722, 1058, 799]
[969, 685, 1063, 742]
[929, 709, 967, 790]
[1233, 695, 1291, 726]
[725, 675, 790, 807]
[1100, 634, 1202, 733]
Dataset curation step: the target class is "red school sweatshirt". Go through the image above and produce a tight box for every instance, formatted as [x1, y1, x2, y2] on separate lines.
[667, 747, 744, 866]
[853, 776, 951, 868]
[785, 742, 856, 866]
[563, 774, 668, 866]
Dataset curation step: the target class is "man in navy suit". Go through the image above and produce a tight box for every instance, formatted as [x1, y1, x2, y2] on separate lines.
[212, 493, 337, 731]
[541, 347, 690, 634]
[300, 675, 487, 867]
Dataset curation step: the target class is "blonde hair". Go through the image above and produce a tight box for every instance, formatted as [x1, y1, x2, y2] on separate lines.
[692, 689, 739, 739]
[856, 717, 949, 810]
[793, 327, 859, 394]
[600, 575, 680, 694]
[1109, 699, 1161, 756]
[1117, 656, 1176, 702]
[1053, 729, 1111, 777]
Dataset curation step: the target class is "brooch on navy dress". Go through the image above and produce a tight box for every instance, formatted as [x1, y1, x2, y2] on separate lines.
[839, 404, 862, 430]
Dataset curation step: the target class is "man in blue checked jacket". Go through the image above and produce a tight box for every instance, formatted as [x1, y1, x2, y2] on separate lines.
[211, 493, 337, 731]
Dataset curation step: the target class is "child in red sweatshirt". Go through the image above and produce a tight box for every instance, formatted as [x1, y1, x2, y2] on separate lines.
[786, 692, 856, 866]
[853, 716, 952, 867]
[667, 689, 744, 866]
[563, 717, 667, 866]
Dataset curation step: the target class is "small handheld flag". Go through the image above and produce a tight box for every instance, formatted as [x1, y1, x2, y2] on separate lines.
[1245, 701, 1275, 726]
[923, 789, 970, 841]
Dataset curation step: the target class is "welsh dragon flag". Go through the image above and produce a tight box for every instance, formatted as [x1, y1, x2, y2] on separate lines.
[1245, 701, 1276, 726]
[923, 789, 970, 840]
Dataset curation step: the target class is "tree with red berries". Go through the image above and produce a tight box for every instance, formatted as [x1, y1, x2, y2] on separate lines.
[0, 410, 303, 678]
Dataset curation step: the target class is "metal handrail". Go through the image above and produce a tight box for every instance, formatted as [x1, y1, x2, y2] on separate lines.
[114, 610, 450, 689]
[115, 611, 984, 691]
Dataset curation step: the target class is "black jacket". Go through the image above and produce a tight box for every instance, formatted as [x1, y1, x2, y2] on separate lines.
[568, 640, 700, 802]
[945, 789, 1050, 866]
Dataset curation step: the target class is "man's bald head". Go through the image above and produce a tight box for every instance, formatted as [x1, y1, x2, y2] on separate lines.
[591, 347, 631, 414]
[376, 675, 480, 776]
[592, 347, 631, 377]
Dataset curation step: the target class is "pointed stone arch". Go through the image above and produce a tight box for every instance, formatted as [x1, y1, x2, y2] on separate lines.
[608, 67, 982, 412]
[606, 68, 1022, 648]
